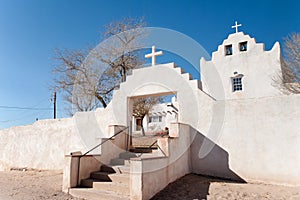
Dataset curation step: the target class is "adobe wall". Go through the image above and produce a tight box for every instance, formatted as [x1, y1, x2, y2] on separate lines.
[0, 108, 115, 171]
[0, 118, 79, 170]
[192, 93, 300, 185]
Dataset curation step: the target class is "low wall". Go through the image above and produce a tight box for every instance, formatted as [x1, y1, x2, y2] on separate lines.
[0, 118, 82, 170]
[63, 155, 103, 192]
[0, 108, 116, 171]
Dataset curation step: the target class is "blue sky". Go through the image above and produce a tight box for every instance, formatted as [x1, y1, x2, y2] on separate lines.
[0, 0, 299, 129]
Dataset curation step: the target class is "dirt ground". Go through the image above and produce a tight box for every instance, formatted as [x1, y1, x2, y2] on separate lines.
[0, 170, 299, 200]
[0, 169, 81, 200]
[152, 174, 300, 200]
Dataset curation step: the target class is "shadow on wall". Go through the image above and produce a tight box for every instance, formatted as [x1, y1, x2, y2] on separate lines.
[151, 125, 246, 200]
[190, 126, 246, 182]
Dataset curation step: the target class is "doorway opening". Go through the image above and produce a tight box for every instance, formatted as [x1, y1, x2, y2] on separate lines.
[130, 93, 178, 137]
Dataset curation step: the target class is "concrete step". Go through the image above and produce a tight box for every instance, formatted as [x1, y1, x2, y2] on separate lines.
[90, 172, 130, 184]
[81, 176, 130, 188]
[101, 165, 117, 174]
[101, 164, 130, 174]
[139, 149, 166, 158]
[119, 151, 138, 159]
[132, 135, 160, 146]
[90, 172, 112, 181]
[92, 182, 129, 195]
[110, 158, 131, 166]
[69, 188, 130, 200]
[129, 147, 153, 153]
[111, 165, 130, 174]
[81, 178, 104, 188]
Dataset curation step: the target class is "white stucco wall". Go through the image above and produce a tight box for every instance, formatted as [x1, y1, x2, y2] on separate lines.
[217, 94, 300, 185]
[0, 118, 81, 170]
[191, 93, 300, 185]
[0, 108, 114, 171]
[143, 101, 178, 133]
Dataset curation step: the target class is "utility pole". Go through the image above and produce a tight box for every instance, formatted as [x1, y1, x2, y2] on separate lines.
[53, 91, 57, 119]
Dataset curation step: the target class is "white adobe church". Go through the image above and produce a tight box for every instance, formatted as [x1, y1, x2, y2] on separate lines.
[0, 23, 299, 200]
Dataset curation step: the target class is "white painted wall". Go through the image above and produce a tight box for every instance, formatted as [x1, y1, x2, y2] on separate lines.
[143, 101, 178, 133]
[0, 118, 81, 170]
[217, 94, 300, 185]
[0, 109, 113, 171]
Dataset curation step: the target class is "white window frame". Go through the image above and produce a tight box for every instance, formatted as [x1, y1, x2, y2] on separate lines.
[149, 116, 163, 123]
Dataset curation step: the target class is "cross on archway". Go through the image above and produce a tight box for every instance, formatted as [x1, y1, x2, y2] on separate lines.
[231, 21, 242, 33]
[145, 46, 163, 66]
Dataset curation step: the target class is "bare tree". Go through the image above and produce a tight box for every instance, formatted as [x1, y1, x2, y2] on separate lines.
[100, 17, 146, 82]
[53, 17, 146, 115]
[274, 33, 300, 94]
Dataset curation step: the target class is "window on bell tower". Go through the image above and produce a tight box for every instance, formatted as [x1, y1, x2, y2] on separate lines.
[239, 41, 247, 51]
[225, 44, 233, 56]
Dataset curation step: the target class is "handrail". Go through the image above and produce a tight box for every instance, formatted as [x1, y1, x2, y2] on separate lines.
[138, 133, 168, 157]
[76, 126, 129, 186]
[81, 126, 129, 156]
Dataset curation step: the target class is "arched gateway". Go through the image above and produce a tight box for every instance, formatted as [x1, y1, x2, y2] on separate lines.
[111, 62, 202, 130]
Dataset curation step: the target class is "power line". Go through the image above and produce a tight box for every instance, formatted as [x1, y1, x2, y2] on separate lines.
[0, 110, 48, 123]
[0, 106, 52, 110]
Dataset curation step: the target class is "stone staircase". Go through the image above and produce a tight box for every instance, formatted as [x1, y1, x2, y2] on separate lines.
[70, 152, 137, 200]
[69, 133, 166, 200]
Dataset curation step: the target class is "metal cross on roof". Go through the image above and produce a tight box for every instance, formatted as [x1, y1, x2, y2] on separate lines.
[231, 21, 242, 33]
[145, 46, 163, 66]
